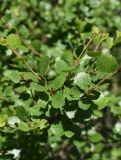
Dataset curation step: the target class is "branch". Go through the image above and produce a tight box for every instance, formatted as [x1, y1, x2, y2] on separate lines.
[11, 49, 42, 82]
[22, 40, 41, 57]
[79, 34, 96, 59]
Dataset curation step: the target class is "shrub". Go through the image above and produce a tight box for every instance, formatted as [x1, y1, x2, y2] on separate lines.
[0, 1, 121, 160]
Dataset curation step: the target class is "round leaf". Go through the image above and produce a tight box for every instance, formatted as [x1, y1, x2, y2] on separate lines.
[6, 34, 21, 49]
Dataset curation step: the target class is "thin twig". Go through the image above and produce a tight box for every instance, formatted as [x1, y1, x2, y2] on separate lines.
[85, 69, 119, 96]
[1, 20, 41, 57]
[12, 49, 42, 82]
[85, 33, 104, 72]
[94, 70, 118, 90]
[79, 34, 96, 59]
[74, 34, 97, 67]
[94, 32, 104, 51]
[23, 40, 41, 57]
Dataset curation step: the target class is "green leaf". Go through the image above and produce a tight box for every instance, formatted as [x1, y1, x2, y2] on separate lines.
[50, 122, 64, 137]
[74, 44, 83, 56]
[16, 106, 29, 121]
[87, 51, 101, 57]
[116, 30, 121, 40]
[38, 119, 48, 130]
[78, 100, 90, 110]
[92, 26, 100, 34]
[31, 100, 47, 109]
[28, 106, 42, 117]
[80, 32, 92, 42]
[18, 122, 29, 132]
[51, 91, 65, 108]
[93, 34, 101, 45]
[32, 39, 41, 51]
[6, 34, 21, 49]
[4, 70, 21, 83]
[95, 143, 104, 153]
[74, 72, 92, 90]
[19, 45, 29, 53]
[67, 87, 81, 101]
[22, 72, 39, 83]
[61, 51, 73, 66]
[93, 110, 103, 117]
[105, 37, 113, 48]
[51, 74, 67, 90]
[89, 0, 101, 8]
[55, 60, 71, 74]
[31, 119, 48, 130]
[39, 55, 49, 75]
[65, 131, 74, 138]
[30, 82, 48, 92]
[96, 54, 118, 73]
[12, 56, 28, 62]
[0, 118, 6, 127]
[89, 133, 103, 143]
[93, 93, 110, 110]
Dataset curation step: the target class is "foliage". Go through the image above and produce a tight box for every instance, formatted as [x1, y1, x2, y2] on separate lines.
[0, 0, 121, 160]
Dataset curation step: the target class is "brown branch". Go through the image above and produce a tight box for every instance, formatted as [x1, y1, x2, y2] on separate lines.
[85, 69, 119, 97]
[94, 70, 118, 90]
[79, 34, 96, 59]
